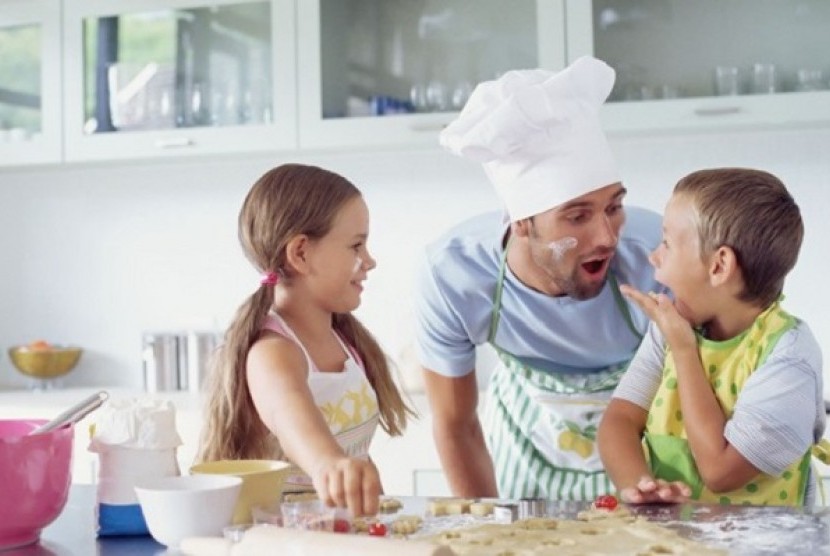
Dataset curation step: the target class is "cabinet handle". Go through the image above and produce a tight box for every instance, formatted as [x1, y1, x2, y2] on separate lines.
[408, 122, 450, 132]
[154, 137, 195, 149]
[694, 106, 741, 116]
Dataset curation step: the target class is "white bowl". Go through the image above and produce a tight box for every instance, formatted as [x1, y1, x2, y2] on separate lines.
[134, 474, 243, 549]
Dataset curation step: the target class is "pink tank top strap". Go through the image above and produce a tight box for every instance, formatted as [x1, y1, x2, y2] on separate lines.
[261, 313, 289, 336]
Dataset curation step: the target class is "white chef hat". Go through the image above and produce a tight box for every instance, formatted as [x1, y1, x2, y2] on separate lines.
[440, 56, 620, 221]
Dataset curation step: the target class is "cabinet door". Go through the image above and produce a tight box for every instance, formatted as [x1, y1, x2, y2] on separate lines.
[297, 0, 566, 150]
[0, 0, 61, 166]
[566, 0, 830, 134]
[62, 0, 296, 162]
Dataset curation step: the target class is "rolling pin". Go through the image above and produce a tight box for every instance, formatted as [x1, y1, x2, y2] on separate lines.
[229, 526, 456, 556]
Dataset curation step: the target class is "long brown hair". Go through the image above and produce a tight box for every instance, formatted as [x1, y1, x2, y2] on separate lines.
[196, 163, 414, 462]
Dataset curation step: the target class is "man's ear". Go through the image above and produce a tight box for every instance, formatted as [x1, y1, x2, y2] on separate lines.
[709, 245, 739, 288]
[512, 218, 533, 239]
[284, 234, 310, 274]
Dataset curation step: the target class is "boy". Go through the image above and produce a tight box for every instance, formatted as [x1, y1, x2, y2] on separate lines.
[598, 168, 826, 506]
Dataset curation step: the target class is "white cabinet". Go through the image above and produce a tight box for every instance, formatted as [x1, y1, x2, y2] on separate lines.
[61, 0, 297, 162]
[296, 0, 566, 150]
[565, 0, 830, 134]
[4, 0, 830, 167]
[0, 0, 62, 167]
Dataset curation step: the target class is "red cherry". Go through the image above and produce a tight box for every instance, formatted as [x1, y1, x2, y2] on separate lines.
[368, 522, 387, 536]
[333, 518, 351, 533]
[595, 495, 618, 510]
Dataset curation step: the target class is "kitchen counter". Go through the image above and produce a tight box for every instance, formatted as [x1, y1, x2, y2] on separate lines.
[9, 388, 830, 497]
[19, 486, 830, 555]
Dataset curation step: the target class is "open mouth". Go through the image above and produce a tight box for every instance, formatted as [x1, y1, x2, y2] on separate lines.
[581, 258, 608, 277]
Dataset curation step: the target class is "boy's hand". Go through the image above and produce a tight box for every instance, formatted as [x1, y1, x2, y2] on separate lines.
[619, 286, 696, 352]
[619, 475, 692, 504]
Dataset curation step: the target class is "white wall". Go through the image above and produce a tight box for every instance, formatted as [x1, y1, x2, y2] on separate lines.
[1, 126, 829, 397]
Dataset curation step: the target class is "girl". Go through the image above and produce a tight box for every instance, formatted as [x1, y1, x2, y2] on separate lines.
[196, 163, 414, 517]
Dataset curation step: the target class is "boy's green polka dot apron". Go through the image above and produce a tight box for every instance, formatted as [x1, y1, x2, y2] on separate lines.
[483, 242, 642, 500]
[645, 301, 829, 505]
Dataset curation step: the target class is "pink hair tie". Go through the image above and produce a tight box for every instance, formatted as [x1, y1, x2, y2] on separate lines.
[260, 271, 279, 286]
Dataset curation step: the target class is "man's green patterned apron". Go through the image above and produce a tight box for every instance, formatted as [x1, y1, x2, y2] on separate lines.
[483, 242, 643, 500]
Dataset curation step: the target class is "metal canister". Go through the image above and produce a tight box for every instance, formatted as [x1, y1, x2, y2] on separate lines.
[141, 332, 183, 392]
[518, 497, 547, 519]
[182, 330, 220, 394]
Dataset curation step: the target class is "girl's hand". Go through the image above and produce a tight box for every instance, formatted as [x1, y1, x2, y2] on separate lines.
[619, 285, 696, 353]
[312, 456, 382, 517]
[619, 475, 692, 505]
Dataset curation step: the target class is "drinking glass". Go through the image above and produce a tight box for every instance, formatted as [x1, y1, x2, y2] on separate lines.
[752, 63, 777, 94]
[714, 66, 740, 96]
[280, 499, 335, 531]
[796, 69, 824, 92]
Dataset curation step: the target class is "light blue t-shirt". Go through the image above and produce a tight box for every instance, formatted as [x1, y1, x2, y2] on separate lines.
[414, 206, 663, 377]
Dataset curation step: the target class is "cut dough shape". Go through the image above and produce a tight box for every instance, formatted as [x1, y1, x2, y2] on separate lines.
[428, 499, 449, 516]
[380, 497, 404, 514]
[445, 499, 473, 515]
[469, 502, 495, 516]
[391, 515, 423, 535]
[429, 498, 474, 516]
[352, 517, 370, 533]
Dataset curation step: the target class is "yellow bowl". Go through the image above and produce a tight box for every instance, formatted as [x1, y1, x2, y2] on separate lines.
[190, 459, 293, 524]
[8, 346, 83, 380]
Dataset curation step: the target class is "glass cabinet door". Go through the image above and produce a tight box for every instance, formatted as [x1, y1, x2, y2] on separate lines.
[297, 0, 566, 149]
[63, 0, 296, 162]
[566, 0, 830, 133]
[0, 0, 61, 166]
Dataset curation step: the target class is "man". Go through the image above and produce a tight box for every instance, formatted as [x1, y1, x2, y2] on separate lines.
[413, 57, 663, 500]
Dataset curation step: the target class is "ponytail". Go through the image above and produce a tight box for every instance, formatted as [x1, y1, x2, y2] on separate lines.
[333, 313, 416, 436]
[195, 286, 274, 463]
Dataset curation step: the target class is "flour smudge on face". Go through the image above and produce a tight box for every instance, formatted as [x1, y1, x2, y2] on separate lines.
[548, 237, 578, 262]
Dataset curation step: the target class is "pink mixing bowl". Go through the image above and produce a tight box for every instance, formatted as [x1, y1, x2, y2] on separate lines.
[0, 419, 73, 550]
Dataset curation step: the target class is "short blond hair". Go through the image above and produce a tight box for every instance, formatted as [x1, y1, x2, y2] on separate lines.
[674, 168, 803, 308]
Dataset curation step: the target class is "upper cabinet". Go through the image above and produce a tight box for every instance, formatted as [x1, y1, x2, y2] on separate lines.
[296, 0, 566, 150]
[0, 0, 62, 166]
[3, 0, 830, 167]
[62, 0, 297, 162]
[565, 0, 830, 134]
